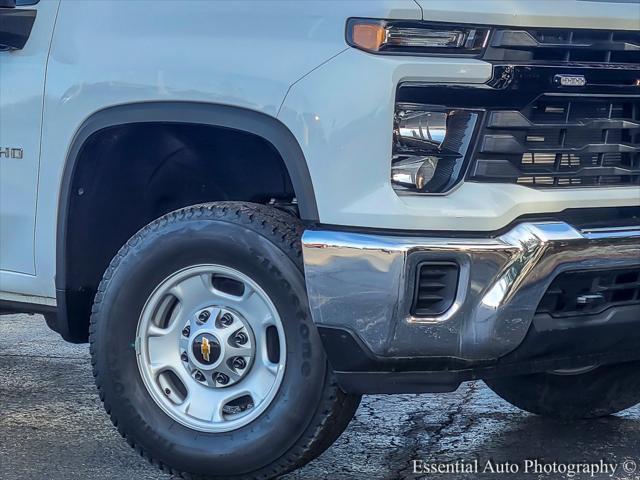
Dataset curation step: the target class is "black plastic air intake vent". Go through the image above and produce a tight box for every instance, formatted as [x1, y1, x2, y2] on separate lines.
[469, 95, 640, 188]
[537, 267, 640, 318]
[412, 261, 459, 317]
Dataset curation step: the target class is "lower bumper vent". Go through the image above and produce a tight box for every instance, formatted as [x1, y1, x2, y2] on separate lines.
[412, 261, 459, 316]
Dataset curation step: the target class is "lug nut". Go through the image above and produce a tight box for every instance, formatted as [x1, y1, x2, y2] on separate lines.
[234, 332, 248, 345]
[194, 370, 205, 382]
[180, 352, 188, 362]
[182, 325, 191, 337]
[232, 357, 247, 369]
[220, 313, 234, 326]
[215, 373, 229, 385]
[198, 310, 211, 323]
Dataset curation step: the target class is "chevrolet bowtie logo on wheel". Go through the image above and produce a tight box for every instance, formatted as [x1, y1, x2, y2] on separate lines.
[192, 333, 221, 365]
[201, 336, 211, 362]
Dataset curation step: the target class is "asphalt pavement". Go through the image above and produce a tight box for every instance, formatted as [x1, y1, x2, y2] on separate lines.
[1, 314, 639, 480]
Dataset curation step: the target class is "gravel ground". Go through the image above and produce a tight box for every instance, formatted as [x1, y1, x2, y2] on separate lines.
[1, 313, 639, 480]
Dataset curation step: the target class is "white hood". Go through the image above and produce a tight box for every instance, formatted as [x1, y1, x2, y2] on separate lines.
[413, 0, 640, 30]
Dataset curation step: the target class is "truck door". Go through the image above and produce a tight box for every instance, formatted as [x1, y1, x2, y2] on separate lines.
[0, 0, 59, 275]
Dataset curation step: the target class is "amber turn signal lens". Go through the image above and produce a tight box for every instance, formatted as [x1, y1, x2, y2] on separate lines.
[351, 23, 386, 52]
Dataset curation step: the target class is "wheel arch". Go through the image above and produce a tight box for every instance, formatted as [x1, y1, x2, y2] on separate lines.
[55, 101, 318, 342]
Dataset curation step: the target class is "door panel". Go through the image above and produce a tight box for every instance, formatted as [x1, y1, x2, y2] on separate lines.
[0, 0, 58, 275]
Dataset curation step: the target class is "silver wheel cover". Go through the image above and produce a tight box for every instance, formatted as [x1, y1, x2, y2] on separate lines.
[136, 264, 286, 433]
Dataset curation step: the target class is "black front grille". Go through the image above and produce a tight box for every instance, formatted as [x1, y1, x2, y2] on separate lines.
[485, 28, 640, 66]
[537, 267, 640, 318]
[469, 95, 640, 187]
[412, 262, 459, 316]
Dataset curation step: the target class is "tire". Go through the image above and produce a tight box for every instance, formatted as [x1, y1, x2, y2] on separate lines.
[485, 361, 640, 419]
[90, 202, 361, 479]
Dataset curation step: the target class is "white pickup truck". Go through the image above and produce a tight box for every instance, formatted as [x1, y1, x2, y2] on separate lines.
[1, 0, 639, 478]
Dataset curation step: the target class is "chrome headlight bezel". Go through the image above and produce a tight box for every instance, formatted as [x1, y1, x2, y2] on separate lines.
[392, 103, 483, 195]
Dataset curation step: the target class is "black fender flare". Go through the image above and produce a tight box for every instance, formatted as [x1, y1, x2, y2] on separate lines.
[55, 102, 318, 341]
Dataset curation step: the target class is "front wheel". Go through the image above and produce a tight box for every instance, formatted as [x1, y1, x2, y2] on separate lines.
[90, 202, 360, 479]
[485, 361, 640, 419]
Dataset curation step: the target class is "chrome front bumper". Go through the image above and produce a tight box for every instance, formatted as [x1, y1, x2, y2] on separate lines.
[302, 222, 640, 362]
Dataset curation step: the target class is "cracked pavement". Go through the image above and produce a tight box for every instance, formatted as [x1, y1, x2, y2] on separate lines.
[1, 314, 639, 480]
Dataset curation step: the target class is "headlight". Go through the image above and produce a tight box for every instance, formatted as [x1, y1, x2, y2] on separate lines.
[391, 105, 480, 194]
[346, 19, 490, 56]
